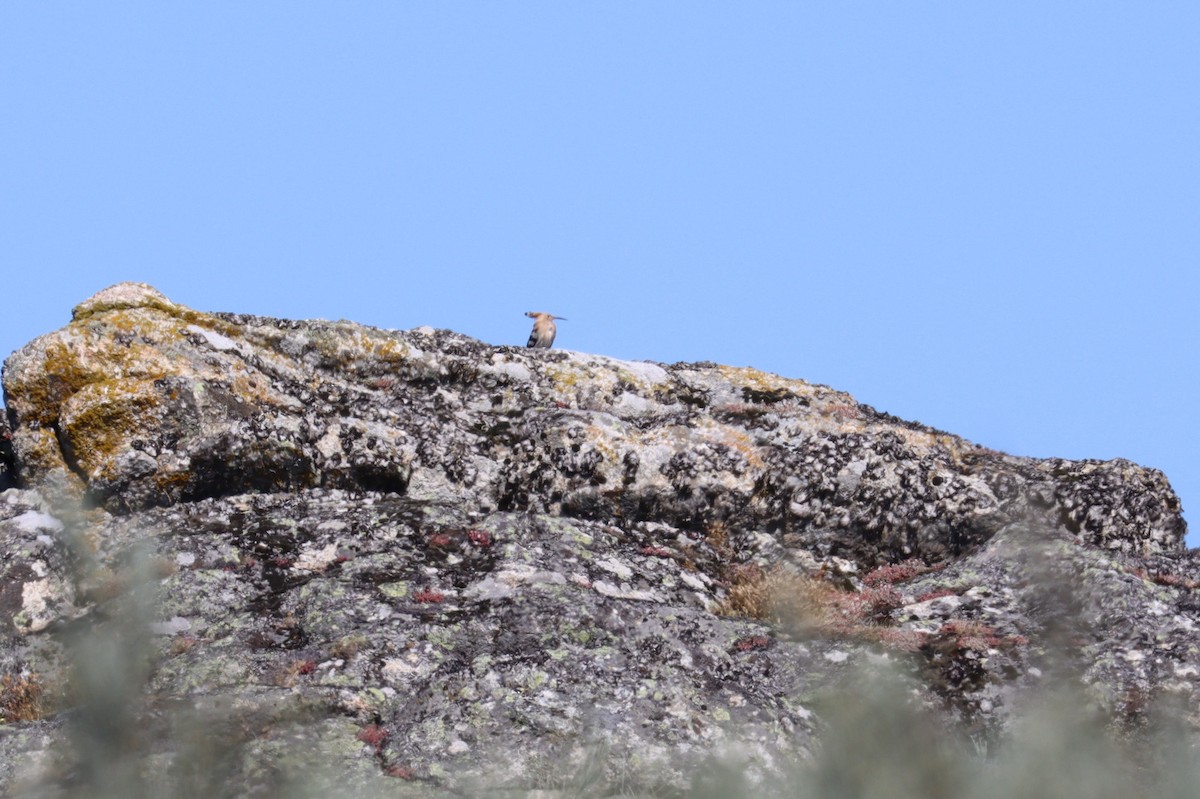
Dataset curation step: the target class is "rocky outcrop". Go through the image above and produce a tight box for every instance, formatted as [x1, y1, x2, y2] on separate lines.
[0, 283, 1194, 795]
[0, 411, 14, 493]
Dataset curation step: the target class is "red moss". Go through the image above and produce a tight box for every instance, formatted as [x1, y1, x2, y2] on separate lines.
[825, 403, 861, 421]
[1130, 565, 1199, 588]
[934, 619, 1027, 651]
[467, 529, 492, 548]
[169, 633, 199, 656]
[863, 559, 932, 587]
[357, 723, 389, 751]
[412, 588, 445, 604]
[295, 659, 316, 675]
[427, 532, 453, 550]
[386, 765, 415, 779]
[270, 556, 295, 568]
[733, 634, 772, 653]
[836, 585, 904, 621]
[639, 546, 673, 558]
[870, 628, 929, 652]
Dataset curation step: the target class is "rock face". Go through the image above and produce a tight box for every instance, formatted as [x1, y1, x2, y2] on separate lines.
[0, 412, 14, 493]
[0, 283, 1195, 795]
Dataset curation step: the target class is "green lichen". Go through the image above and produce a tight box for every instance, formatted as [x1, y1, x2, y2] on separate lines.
[359, 687, 389, 707]
[545, 366, 583, 390]
[426, 628, 455, 650]
[314, 672, 358, 688]
[379, 581, 409, 599]
[301, 325, 411, 373]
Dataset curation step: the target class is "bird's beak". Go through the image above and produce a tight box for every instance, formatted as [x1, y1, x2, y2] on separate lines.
[555, 316, 567, 321]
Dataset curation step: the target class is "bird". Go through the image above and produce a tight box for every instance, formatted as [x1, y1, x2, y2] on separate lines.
[525, 312, 566, 349]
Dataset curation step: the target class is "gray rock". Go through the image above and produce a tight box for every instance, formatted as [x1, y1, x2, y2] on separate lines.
[0, 283, 1193, 795]
[0, 409, 14, 492]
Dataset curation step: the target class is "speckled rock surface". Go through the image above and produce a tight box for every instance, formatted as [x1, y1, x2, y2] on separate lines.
[0, 283, 1194, 795]
[0, 411, 14, 492]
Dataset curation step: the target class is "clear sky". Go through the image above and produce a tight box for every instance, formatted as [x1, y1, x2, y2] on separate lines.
[2, 4, 1196, 544]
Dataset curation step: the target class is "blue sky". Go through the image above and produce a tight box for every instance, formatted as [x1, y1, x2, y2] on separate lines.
[2, 4, 1196, 543]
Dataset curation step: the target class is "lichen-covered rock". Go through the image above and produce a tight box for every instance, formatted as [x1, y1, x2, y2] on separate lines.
[0, 410, 14, 492]
[0, 283, 1193, 795]
[2, 284, 1183, 560]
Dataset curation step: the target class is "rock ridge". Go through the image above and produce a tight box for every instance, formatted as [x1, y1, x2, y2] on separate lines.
[0, 283, 1193, 795]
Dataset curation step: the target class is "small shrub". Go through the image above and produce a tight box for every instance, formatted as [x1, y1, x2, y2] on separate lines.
[840, 584, 905, 622]
[716, 567, 841, 630]
[717, 567, 936, 651]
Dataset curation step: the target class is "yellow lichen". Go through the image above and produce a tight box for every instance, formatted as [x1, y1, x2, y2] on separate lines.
[719, 364, 803, 393]
[230, 373, 283, 408]
[11, 319, 183, 429]
[153, 470, 193, 504]
[73, 294, 241, 340]
[61, 380, 162, 479]
[19, 340, 96, 426]
[716, 424, 765, 470]
[11, 428, 73, 479]
[362, 332, 410, 365]
[545, 366, 580, 388]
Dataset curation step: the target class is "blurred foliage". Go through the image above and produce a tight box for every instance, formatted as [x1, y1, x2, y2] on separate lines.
[6, 509, 1199, 798]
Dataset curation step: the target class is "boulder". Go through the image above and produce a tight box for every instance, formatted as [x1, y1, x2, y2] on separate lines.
[0, 283, 1193, 795]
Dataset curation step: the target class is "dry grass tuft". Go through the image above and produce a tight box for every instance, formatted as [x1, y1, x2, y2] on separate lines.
[717, 567, 847, 636]
[704, 520, 731, 557]
[1, 673, 48, 723]
[717, 566, 921, 647]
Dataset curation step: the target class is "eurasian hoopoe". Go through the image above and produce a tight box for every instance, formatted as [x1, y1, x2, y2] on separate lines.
[525, 312, 566, 349]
